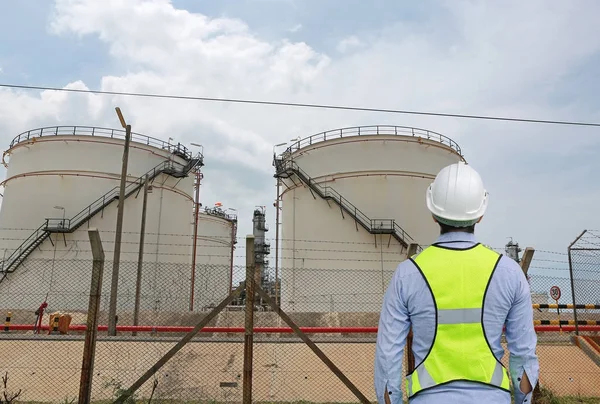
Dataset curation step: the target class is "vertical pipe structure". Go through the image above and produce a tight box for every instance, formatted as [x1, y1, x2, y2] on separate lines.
[78, 229, 105, 404]
[272, 143, 286, 306]
[275, 178, 280, 306]
[108, 113, 131, 337]
[243, 235, 256, 404]
[190, 171, 202, 311]
[133, 175, 149, 335]
[568, 230, 587, 336]
[229, 220, 237, 294]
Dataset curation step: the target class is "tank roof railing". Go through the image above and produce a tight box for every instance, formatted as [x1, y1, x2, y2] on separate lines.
[281, 125, 462, 157]
[10, 126, 194, 161]
[204, 206, 238, 223]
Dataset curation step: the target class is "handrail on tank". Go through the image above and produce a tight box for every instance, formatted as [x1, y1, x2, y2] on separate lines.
[204, 206, 238, 223]
[0, 157, 203, 278]
[275, 158, 416, 246]
[282, 125, 462, 157]
[9, 126, 194, 161]
[44, 159, 186, 232]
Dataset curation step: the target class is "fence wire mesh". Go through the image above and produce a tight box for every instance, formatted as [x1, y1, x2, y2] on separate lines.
[0, 237, 598, 403]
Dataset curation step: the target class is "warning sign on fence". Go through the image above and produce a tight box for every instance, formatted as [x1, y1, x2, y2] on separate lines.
[550, 286, 561, 301]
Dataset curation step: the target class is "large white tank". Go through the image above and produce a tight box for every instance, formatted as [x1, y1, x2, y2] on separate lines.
[274, 125, 464, 312]
[193, 207, 238, 310]
[0, 126, 235, 314]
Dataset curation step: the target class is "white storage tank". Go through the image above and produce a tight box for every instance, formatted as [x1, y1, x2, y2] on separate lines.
[193, 206, 238, 310]
[0, 126, 235, 314]
[274, 125, 464, 312]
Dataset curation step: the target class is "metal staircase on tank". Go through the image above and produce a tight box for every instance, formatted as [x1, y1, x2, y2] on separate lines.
[0, 156, 203, 284]
[274, 157, 415, 248]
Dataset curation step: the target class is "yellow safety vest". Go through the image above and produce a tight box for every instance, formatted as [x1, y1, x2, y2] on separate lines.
[406, 243, 511, 399]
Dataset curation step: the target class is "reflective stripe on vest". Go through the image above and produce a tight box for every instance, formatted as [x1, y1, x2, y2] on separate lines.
[405, 243, 511, 398]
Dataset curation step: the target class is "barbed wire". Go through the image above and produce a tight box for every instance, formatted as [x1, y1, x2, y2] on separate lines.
[537, 250, 569, 256]
[0, 226, 559, 249]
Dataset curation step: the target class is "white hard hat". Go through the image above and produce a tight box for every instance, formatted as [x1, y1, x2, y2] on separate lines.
[426, 161, 488, 227]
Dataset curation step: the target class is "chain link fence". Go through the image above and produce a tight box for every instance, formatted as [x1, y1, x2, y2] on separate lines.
[0, 238, 598, 403]
[569, 230, 600, 332]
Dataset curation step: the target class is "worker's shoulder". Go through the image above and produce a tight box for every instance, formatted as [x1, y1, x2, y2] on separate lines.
[393, 255, 422, 280]
[493, 254, 528, 285]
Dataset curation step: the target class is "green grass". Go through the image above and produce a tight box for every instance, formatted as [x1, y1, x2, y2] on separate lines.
[534, 386, 600, 404]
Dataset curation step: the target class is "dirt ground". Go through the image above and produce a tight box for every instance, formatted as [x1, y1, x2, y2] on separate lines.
[0, 338, 598, 403]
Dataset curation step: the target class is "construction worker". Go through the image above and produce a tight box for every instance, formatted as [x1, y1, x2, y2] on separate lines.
[374, 161, 539, 403]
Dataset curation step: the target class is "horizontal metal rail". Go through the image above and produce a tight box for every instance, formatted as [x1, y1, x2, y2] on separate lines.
[3, 324, 597, 333]
[535, 320, 600, 325]
[10, 125, 193, 160]
[533, 304, 600, 310]
[204, 207, 238, 222]
[282, 125, 462, 156]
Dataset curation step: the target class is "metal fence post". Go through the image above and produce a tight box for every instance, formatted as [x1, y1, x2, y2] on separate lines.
[78, 229, 105, 404]
[243, 235, 256, 404]
[108, 110, 132, 336]
[114, 283, 246, 403]
[519, 247, 535, 276]
[568, 230, 587, 336]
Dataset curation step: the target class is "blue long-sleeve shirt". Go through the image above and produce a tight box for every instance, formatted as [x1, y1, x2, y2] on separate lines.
[374, 231, 539, 404]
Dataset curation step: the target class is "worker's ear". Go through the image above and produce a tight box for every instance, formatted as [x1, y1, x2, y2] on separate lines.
[477, 216, 484, 224]
[432, 215, 438, 224]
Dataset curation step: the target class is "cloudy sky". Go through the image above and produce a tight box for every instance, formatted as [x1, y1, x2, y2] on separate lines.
[0, 0, 599, 278]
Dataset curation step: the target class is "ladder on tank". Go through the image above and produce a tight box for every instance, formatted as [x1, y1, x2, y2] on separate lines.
[0, 156, 203, 284]
[273, 158, 415, 248]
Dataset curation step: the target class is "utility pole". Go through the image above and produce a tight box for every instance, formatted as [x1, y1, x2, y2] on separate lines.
[132, 175, 149, 335]
[190, 170, 202, 311]
[108, 107, 132, 336]
[274, 179, 280, 306]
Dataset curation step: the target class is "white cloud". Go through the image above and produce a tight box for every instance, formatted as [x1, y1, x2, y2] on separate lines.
[288, 24, 302, 33]
[1, 0, 599, 258]
[336, 35, 364, 53]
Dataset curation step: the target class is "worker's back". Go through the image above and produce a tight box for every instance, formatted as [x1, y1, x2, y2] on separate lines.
[393, 234, 534, 402]
[374, 162, 538, 404]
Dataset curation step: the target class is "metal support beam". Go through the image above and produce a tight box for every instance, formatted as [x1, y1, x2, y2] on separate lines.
[256, 286, 370, 404]
[407, 243, 419, 258]
[113, 282, 246, 404]
[519, 247, 535, 275]
[243, 235, 256, 404]
[108, 122, 132, 336]
[78, 229, 105, 404]
[568, 230, 587, 337]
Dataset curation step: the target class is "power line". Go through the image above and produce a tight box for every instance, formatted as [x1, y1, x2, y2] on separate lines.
[2, 83, 600, 127]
